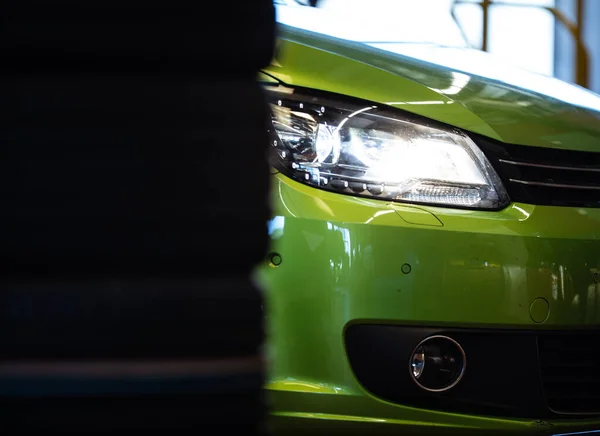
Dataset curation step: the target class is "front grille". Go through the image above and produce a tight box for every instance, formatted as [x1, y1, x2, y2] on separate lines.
[538, 333, 600, 415]
[476, 136, 600, 208]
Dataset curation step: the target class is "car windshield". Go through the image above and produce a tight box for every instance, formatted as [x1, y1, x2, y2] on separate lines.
[274, 0, 468, 48]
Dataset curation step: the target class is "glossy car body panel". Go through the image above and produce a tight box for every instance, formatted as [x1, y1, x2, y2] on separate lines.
[258, 22, 600, 435]
[265, 25, 600, 152]
[259, 174, 600, 433]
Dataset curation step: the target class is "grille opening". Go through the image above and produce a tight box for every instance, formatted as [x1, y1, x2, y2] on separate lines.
[538, 334, 600, 415]
[476, 137, 600, 208]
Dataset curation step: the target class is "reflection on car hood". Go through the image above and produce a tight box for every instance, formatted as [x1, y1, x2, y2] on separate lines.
[264, 25, 600, 152]
[370, 43, 600, 113]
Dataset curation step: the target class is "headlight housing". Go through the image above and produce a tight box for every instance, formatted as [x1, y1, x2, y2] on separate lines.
[264, 85, 510, 210]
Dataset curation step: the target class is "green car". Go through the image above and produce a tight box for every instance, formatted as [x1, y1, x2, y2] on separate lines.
[258, 2, 600, 434]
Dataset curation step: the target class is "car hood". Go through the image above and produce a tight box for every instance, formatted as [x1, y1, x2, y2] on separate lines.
[263, 25, 600, 152]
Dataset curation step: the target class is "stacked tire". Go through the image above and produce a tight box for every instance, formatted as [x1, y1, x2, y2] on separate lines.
[0, 1, 274, 433]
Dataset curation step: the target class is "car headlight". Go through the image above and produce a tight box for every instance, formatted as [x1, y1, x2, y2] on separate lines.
[264, 85, 509, 210]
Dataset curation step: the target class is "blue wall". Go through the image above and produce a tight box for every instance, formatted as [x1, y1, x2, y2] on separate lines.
[555, 0, 600, 93]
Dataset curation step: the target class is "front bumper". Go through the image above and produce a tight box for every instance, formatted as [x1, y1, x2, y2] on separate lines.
[259, 174, 600, 433]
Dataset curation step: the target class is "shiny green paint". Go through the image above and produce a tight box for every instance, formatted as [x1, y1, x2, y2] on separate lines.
[258, 25, 600, 433]
[258, 174, 600, 433]
[264, 25, 600, 152]
[267, 394, 600, 435]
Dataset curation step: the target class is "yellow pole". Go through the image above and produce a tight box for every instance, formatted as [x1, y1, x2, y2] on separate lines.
[575, 0, 589, 88]
[482, 0, 491, 51]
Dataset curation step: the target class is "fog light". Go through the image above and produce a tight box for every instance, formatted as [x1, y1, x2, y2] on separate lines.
[409, 335, 466, 392]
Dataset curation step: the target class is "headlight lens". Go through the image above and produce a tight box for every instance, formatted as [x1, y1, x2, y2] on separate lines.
[264, 85, 509, 210]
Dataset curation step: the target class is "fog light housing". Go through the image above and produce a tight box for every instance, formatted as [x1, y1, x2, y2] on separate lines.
[409, 335, 466, 392]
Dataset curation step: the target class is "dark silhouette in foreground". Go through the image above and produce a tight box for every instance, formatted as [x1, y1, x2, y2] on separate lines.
[0, 1, 275, 433]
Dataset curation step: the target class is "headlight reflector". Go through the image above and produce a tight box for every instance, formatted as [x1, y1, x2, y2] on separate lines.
[265, 85, 509, 210]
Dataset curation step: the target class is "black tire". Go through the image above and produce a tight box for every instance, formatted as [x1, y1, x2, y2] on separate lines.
[0, 77, 269, 434]
[0, 1, 275, 430]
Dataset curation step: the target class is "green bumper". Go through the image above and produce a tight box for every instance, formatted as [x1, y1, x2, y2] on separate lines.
[259, 174, 600, 434]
